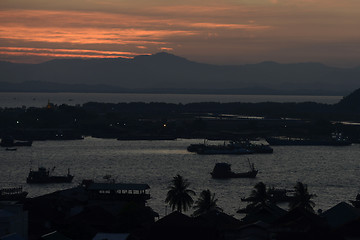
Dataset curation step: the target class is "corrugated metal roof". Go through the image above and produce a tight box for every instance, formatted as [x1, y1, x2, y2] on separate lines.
[321, 201, 360, 228]
[87, 183, 150, 191]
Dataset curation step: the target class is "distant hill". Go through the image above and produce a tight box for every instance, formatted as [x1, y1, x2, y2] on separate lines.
[1, 52, 359, 95]
[337, 88, 360, 111]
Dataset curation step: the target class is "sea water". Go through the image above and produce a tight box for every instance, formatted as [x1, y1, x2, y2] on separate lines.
[1, 137, 359, 218]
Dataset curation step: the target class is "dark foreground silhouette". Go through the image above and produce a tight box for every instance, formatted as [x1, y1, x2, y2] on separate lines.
[2, 179, 359, 240]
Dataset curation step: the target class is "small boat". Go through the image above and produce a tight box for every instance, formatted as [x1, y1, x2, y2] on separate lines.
[211, 160, 258, 179]
[1, 136, 32, 147]
[266, 133, 351, 146]
[26, 167, 74, 184]
[0, 186, 28, 201]
[349, 193, 360, 208]
[5, 147, 17, 151]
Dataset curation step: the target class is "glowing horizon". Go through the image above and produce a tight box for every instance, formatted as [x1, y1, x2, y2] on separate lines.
[1, 1, 360, 67]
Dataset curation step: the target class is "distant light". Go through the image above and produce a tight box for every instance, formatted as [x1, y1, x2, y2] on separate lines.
[163, 124, 167, 127]
[16, 121, 19, 124]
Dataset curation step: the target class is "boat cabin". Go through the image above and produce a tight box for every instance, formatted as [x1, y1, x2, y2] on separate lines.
[26, 167, 73, 183]
[211, 163, 233, 178]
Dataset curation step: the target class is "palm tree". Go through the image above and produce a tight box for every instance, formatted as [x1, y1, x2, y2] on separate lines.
[192, 189, 223, 216]
[289, 182, 316, 213]
[165, 174, 196, 213]
[249, 182, 270, 207]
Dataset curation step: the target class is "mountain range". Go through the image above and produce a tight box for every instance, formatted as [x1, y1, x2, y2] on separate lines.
[1, 52, 360, 95]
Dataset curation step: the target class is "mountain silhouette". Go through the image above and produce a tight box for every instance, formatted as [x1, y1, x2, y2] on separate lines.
[1, 52, 359, 95]
[337, 88, 360, 111]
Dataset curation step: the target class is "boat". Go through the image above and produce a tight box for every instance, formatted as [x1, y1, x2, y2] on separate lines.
[5, 147, 17, 151]
[198, 147, 253, 155]
[238, 140, 273, 154]
[0, 186, 28, 201]
[1, 136, 32, 147]
[188, 140, 272, 154]
[349, 193, 360, 208]
[197, 141, 254, 155]
[210, 160, 258, 179]
[266, 133, 351, 146]
[187, 143, 206, 152]
[26, 167, 74, 184]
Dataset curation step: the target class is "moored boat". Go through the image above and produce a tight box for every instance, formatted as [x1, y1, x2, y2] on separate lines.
[266, 133, 351, 146]
[197, 141, 254, 155]
[188, 140, 272, 154]
[5, 147, 17, 151]
[1, 136, 32, 147]
[26, 167, 74, 184]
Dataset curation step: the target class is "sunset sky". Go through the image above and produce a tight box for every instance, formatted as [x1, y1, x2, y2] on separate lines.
[1, 0, 359, 67]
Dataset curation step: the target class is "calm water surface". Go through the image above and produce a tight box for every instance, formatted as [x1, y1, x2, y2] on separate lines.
[1, 137, 359, 218]
[0, 92, 342, 108]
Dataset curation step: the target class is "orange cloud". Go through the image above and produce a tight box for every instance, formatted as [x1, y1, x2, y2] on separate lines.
[1, 1, 359, 66]
[0, 47, 146, 57]
[159, 47, 173, 51]
[0, 47, 151, 61]
[0, 8, 271, 63]
[189, 23, 270, 30]
[0, 51, 133, 59]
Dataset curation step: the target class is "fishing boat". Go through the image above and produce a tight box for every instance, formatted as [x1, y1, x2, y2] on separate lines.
[0, 186, 28, 201]
[26, 167, 74, 184]
[210, 159, 258, 179]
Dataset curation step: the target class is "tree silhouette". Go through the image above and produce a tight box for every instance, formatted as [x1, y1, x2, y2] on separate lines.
[165, 174, 195, 213]
[289, 182, 316, 213]
[249, 182, 270, 207]
[192, 189, 222, 217]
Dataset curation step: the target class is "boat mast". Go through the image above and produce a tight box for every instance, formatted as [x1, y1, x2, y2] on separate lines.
[247, 158, 255, 171]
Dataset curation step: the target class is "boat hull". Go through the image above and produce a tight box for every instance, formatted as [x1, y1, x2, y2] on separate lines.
[266, 137, 351, 146]
[211, 170, 258, 179]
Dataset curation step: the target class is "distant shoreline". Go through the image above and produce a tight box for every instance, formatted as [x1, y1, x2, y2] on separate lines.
[0, 92, 342, 108]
